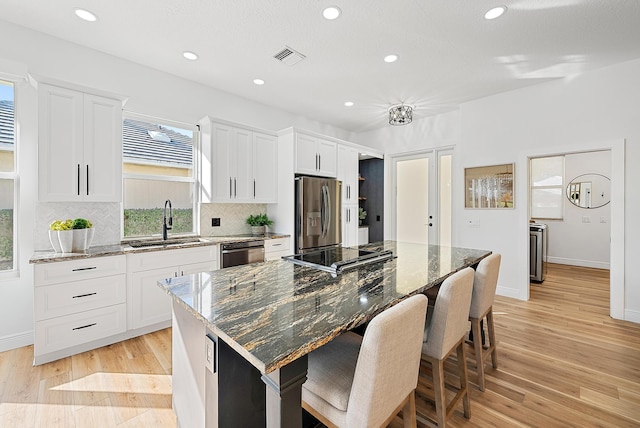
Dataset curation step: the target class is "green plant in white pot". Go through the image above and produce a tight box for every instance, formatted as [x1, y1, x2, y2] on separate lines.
[246, 214, 273, 236]
[71, 218, 94, 252]
[49, 219, 73, 253]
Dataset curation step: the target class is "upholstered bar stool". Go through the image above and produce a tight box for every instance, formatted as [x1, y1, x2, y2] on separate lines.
[421, 267, 475, 427]
[302, 294, 428, 428]
[468, 253, 501, 391]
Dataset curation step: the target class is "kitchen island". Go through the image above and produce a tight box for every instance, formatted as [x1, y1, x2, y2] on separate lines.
[158, 241, 491, 427]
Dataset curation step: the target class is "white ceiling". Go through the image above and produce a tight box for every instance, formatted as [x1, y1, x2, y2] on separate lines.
[3, 0, 640, 132]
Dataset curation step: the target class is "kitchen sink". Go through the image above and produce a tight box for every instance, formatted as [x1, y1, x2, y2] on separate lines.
[126, 237, 207, 248]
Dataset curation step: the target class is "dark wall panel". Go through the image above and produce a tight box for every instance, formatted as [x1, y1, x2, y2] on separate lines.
[358, 158, 384, 243]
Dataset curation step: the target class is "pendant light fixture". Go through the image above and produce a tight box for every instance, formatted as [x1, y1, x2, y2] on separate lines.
[388, 104, 413, 125]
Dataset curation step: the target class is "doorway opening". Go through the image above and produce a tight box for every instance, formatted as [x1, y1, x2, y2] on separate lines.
[524, 140, 624, 320]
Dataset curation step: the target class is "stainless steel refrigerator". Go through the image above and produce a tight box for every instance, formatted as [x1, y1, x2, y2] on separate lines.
[295, 176, 342, 253]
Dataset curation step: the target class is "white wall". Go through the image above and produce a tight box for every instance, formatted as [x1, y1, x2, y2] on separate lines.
[544, 151, 611, 269]
[354, 58, 640, 323]
[0, 20, 354, 351]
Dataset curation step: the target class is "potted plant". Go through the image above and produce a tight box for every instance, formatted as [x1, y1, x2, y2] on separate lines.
[71, 218, 94, 252]
[246, 213, 273, 236]
[358, 207, 367, 226]
[49, 219, 73, 253]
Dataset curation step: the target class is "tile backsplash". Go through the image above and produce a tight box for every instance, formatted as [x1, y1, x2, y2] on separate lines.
[200, 203, 268, 236]
[35, 202, 273, 251]
[35, 202, 121, 250]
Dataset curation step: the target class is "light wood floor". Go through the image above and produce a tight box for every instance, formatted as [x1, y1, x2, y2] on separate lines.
[406, 263, 640, 428]
[1, 264, 639, 427]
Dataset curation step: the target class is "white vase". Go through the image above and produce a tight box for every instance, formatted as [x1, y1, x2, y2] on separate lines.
[48, 230, 62, 253]
[58, 230, 74, 253]
[72, 227, 95, 252]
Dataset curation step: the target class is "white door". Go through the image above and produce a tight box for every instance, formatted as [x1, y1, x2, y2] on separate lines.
[392, 150, 452, 245]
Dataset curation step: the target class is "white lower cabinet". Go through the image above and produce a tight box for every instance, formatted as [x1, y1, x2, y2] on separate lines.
[33, 255, 127, 364]
[264, 237, 291, 261]
[342, 205, 359, 247]
[127, 246, 218, 330]
[35, 304, 127, 356]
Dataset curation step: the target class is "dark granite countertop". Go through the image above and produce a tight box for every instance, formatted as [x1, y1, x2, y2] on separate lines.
[29, 233, 290, 264]
[158, 240, 491, 373]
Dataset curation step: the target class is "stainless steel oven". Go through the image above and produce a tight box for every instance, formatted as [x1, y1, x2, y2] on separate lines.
[220, 240, 265, 268]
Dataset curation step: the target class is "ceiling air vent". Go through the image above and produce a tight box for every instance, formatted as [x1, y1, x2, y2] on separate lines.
[273, 46, 306, 66]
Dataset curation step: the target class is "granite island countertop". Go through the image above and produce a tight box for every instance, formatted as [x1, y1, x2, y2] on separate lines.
[29, 232, 290, 264]
[158, 240, 491, 373]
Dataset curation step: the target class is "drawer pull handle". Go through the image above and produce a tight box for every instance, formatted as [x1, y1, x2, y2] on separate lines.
[72, 267, 97, 272]
[72, 292, 97, 299]
[73, 323, 96, 331]
[272, 243, 282, 247]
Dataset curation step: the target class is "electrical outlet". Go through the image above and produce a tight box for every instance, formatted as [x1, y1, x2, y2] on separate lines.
[212, 218, 221, 227]
[467, 219, 480, 228]
[582, 216, 591, 223]
[205, 335, 216, 373]
[376, 215, 381, 221]
[600, 217, 607, 223]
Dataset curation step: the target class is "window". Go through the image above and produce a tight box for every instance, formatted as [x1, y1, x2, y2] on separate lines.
[530, 155, 564, 219]
[0, 80, 16, 273]
[122, 113, 198, 238]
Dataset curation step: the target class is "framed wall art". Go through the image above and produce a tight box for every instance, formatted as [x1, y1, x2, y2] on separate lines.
[465, 163, 514, 209]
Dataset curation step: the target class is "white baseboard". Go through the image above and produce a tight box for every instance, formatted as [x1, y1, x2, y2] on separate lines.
[624, 309, 640, 324]
[547, 256, 610, 270]
[497, 286, 525, 300]
[0, 330, 34, 353]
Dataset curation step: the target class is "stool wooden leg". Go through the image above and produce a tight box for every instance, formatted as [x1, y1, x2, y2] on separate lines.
[403, 392, 417, 428]
[432, 357, 447, 428]
[456, 341, 471, 419]
[470, 317, 485, 391]
[486, 308, 498, 369]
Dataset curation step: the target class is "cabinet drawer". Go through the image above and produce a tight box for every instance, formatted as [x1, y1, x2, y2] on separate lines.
[35, 304, 127, 355]
[34, 255, 126, 286]
[265, 250, 291, 262]
[35, 274, 126, 321]
[264, 238, 290, 253]
[127, 245, 218, 272]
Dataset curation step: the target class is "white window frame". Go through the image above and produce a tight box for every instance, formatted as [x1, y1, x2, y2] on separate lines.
[0, 77, 18, 278]
[121, 111, 200, 239]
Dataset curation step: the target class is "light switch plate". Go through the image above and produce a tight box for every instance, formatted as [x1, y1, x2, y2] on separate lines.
[205, 335, 215, 373]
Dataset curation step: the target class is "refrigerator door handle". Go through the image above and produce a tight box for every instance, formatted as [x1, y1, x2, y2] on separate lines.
[321, 184, 330, 238]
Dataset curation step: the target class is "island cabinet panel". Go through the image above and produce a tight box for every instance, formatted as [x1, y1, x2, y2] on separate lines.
[38, 83, 122, 202]
[33, 255, 128, 365]
[201, 118, 278, 203]
[127, 246, 218, 330]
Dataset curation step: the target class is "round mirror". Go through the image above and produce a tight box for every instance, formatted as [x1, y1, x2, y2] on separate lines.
[566, 173, 610, 209]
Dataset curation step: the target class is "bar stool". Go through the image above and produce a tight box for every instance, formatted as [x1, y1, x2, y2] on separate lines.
[420, 268, 475, 427]
[302, 294, 428, 427]
[469, 253, 501, 391]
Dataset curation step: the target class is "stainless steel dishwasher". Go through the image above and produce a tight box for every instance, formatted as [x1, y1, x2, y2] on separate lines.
[220, 240, 265, 268]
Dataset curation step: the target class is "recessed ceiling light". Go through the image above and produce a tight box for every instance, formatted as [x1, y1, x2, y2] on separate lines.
[75, 8, 97, 22]
[183, 51, 199, 61]
[344, 101, 354, 107]
[253, 79, 265, 85]
[322, 6, 341, 20]
[384, 54, 398, 63]
[484, 6, 507, 20]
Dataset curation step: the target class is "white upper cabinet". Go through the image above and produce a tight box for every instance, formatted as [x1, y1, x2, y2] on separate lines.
[38, 83, 122, 202]
[253, 132, 278, 202]
[337, 145, 359, 205]
[202, 119, 277, 203]
[295, 132, 337, 177]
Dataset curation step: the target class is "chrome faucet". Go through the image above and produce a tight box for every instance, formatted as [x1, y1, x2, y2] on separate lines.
[162, 199, 173, 240]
